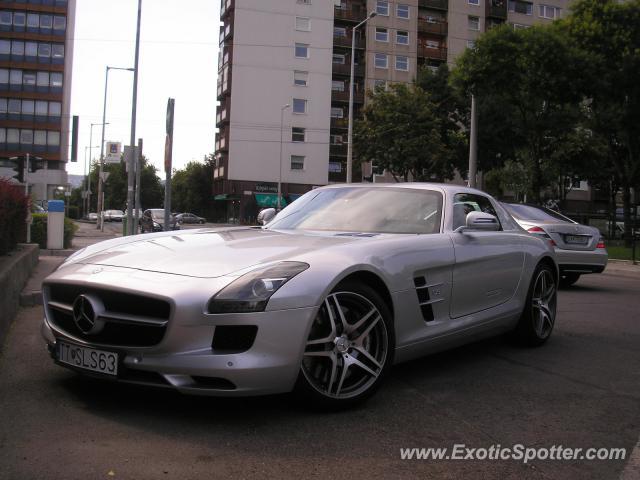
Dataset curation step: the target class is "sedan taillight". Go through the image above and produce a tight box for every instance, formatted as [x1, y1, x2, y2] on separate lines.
[597, 238, 606, 249]
[527, 226, 556, 247]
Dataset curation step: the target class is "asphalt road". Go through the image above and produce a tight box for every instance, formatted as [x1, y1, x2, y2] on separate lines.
[0, 273, 638, 480]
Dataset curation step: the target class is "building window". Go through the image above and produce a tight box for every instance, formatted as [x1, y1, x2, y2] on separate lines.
[297, 0, 312, 4]
[13, 12, 25, 28]
[375, 27, 388, 42]
[539, 4, 560, 19]
[395, 55, 409, 71]
[47, 131, 60, 146]
[426, 40, 439, 49]
[49, 101, 61, 117]
[53, 16, 66, 32]
[512, 23, 530, 30]
[0, 11, 11, 27]
[295, 16, 311, 31]
[51, 44, 64, 60]
[331, 134, 343, 144]
[292, 127, 305, 142]
[396, 30, 409, 45]
[468, 15, 480, 31]
[332, 53, 346, 64]
[37, 43, 50, 59]
[294, 70, 308, 86]
[20, 129, 33, 145]
[374, 53, 388, 69]
[469, 0, 480, 5]
[332, 80, 345, 92]
[334, 26, 346, 37]
[35, 100, 47, 116]
[373, 79, 387, 90]
[396, 4, 409, 19]
[292, 98, 307, 114]
[376, 0, 389, 16]
[508, 0, 533, 15]
[331, 107, 344, 118]
[295, 43, 309, 58]
[329, 162, 342, 173]
[39, 15, 53, 30]
[27, 14, 38, 30]
[291, 155, 305, 170]
[50, 72, 63, 88]
[466, 39, 476, 48]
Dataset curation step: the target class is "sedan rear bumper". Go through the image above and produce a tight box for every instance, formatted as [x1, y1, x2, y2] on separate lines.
[554, 248, 608, 274]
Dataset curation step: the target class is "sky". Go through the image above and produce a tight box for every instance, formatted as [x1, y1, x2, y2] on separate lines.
[68, 0, 220, 177]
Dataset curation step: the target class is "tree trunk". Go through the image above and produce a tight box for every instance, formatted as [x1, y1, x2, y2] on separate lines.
[622, 184, 633, 248]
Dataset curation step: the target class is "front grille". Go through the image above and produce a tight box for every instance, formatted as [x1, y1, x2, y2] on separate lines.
[46, 283, 171, 348]
[211, 325, 258, 353]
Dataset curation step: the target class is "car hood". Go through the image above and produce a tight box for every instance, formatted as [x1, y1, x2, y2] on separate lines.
[64, 228, 365, 278]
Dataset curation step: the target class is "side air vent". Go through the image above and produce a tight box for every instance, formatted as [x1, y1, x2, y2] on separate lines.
[413, 276, 444, 323]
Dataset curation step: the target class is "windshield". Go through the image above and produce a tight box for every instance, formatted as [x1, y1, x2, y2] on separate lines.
[267, 187, 443, 234]
[150, 210, 168, 220]
[502, 203, 575, 223]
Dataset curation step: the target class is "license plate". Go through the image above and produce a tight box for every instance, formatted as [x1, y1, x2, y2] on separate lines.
[565, 235, 589, 245]
[57, 342, 118, 376]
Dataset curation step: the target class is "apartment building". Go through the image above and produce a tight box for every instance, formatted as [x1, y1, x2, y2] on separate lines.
[0, 0, 75, 202]
[214, 0, 569, 222]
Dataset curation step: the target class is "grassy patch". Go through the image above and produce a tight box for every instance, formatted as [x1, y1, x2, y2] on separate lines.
[607, 246, 636, 261]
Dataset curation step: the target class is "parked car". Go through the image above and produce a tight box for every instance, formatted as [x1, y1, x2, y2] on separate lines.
[86, 212, 98, 222]
[140, 209, 180, 232]
[175, 212, 206, 225]
[502, 203, 607, 287]
[42, 184, 558, 409]
[103, 210, 124, 222]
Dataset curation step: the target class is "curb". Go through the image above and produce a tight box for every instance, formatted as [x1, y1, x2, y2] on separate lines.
[19, 291, 42, 307]
[39, 249, 75, 257]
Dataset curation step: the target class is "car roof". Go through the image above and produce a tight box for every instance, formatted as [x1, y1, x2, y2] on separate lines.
[314, 182, 487, 196]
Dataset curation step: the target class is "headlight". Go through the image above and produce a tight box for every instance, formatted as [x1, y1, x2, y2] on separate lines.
[207, 262, 309, 314]
[153, 221, 160, 228]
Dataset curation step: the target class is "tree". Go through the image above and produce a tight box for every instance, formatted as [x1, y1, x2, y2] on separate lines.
[452, 23, 589, 202]
[563, 0, 640, 246]
[171, 155, 215, 218]
[354, 83, 455, 182]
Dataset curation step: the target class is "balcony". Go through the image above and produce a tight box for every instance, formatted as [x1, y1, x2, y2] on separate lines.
[486, 0, 507, 19]
[219, 21, 232, 45]
[217, 66, 231, 100]
[330, 144, 347, 157]
[418, 19, 448, 35]
[215, 129, 229, 153]
[418, 0, 448, 11]
[334, 7, 367, 23]
[331, 90, 364, 103]
[216, 98, 230, 127]
[417, 46, 447, 61]
[330, 117, 349, 129]
[333, 35, 365, 49]
[332, 62, 364, 77]
[220, 0, 234, 19]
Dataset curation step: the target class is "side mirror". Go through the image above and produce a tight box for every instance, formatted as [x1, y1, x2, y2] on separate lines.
[257, 208, 276, 225]
[456, 211, 500, 233]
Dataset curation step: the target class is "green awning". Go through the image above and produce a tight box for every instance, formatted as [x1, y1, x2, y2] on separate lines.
[214, 194, 228, 201]
[288, 194, 303, 202]
[255, 193, 287, 208]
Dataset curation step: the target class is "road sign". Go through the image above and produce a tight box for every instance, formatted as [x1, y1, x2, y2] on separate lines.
[100, 172, 110, 182]
[105, 142, 122, 164]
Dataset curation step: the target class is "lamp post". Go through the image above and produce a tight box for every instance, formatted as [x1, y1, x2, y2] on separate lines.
[468, 94, 478, 188]
[346, 10, 376, 184]
[278, 104, 290, 211]
[96, 66, 134, 231]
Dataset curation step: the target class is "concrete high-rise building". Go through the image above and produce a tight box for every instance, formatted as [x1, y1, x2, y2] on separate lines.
[0, 0, 76, 202]
[214, 0, 569, 222]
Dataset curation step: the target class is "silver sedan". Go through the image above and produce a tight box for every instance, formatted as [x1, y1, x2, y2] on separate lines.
[42, 184, 558, 408]
[502, 203, 607, 287]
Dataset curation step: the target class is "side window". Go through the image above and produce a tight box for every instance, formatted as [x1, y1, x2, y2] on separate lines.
[452, 193, 501, 230]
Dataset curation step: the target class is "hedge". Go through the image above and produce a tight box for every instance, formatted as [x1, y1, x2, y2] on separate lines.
[31, 213, 78, 249]
[0, 178, 29, 255]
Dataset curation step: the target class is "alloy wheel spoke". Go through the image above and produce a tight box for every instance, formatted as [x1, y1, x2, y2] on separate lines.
[330, 294, 350, 333]
[353, 315, 380, 346]
[326, 352, 339, 395]
[346, 308, 377, 335]
[345, 353, 379, 379]
[351, 345, 382, 371]
[306, 299, 338, 346]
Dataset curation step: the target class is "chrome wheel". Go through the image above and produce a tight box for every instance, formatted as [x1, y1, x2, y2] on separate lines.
[531, 268, 556, 339]
[302, 291, 390, 400]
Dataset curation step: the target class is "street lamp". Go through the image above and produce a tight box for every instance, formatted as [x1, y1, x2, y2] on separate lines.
[346, 10, 377, 184]
[11, 153, 42, 243]
[278, 104, 290, 211]
[96, 66, 134, 230]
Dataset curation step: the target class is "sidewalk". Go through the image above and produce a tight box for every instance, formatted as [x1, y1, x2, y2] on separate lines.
[602, 260, 640, 279]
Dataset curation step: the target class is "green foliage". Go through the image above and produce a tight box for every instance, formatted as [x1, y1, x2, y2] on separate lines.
[31, 214, 78, 249]
[0, 178, 29, 255]
[354, 83, 456, 182]
[171, 156, 215, 218]
[67, 205, 79, 220]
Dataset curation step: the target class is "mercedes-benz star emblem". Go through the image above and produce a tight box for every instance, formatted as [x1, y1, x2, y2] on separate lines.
[72, 294, 105, 335]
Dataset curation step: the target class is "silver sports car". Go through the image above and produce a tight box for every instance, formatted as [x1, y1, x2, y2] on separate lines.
[42, 184, 558, 408]
[501, 203, 607, 287]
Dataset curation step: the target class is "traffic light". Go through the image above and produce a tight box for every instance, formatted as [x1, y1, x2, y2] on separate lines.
[30, 159, 45, 173]
[0, 157, 24, 183]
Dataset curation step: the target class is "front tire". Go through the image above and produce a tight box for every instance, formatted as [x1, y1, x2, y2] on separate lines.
[295, 281, 394, 409]
[513, 263, 557, 347]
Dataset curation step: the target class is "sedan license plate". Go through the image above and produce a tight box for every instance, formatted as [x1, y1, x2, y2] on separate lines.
[57, 342, 118, 376]
[565, 235, 589, 245]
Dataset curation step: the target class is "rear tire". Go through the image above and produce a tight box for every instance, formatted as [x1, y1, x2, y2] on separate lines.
[559, 273, 580, 288]
[513, 263, 557, 347]
[295, 281, 394, 410]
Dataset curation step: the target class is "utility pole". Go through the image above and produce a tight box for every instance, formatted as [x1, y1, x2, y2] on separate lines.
[468, 94, 478, 189]
[278, 104, 290, 211]
[126, 0, 142, 235]
[25, 153, 30, 243]
[164, 98, 175, 231]
[134, 137, 143, 233]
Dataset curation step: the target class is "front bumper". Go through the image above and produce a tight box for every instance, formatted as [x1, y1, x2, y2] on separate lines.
[41, 265, 317, 396]
[554, 247, 608, 274]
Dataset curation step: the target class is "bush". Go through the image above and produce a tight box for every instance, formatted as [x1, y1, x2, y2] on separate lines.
[31, 213, 78, 249]
[0, 178, 29, 255]
[67, 205, 79, 220]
